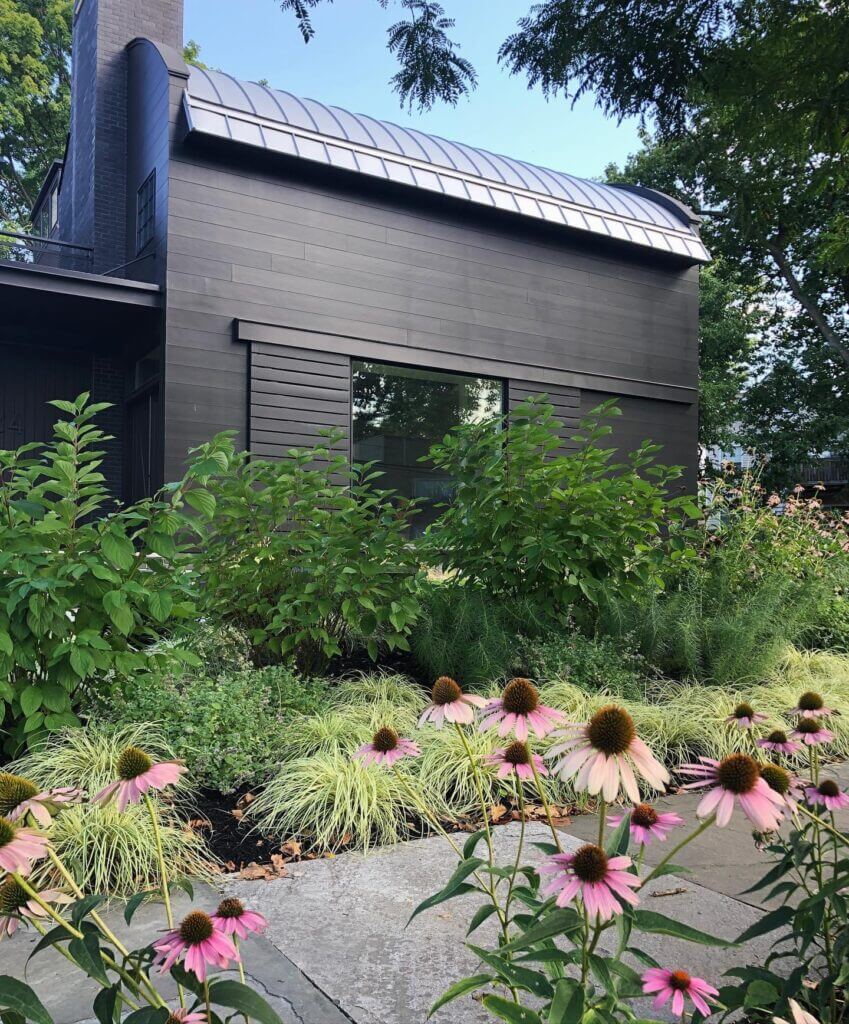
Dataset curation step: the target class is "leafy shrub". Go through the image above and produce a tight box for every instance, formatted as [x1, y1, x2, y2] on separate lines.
[9, 724, 215, 897]
[0, 394, 217, 753]
[411, 583, 551, 689]
[100, 664, 328, 792]
[156, 620, 254, 676]
[423, 397, 698, 620]
[187, 431, 423, 673]
[519, 629, 649, 698]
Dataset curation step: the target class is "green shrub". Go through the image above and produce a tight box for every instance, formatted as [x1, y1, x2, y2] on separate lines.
[411, 583, 551, 689]
[519, 629, 649, 698]
[0, 393, 219, 754]
[187, 431, 423, 673]
[422, 397, 698, 621]
[101, 665, 329, 792]
[156, 621, 254, 676]
[9, 724, 216, 898]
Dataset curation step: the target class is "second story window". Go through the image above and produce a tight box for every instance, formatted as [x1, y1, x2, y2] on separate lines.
[136, 171, 156, 252]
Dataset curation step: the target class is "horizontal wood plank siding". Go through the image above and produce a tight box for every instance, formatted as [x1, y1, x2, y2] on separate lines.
[249, 341, 350, 460]
[508, 379, 581, 452]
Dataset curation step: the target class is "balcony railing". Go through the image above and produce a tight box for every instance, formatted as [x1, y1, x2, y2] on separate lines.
[795, 458, 849, 487]
[0, 229, 93, 268]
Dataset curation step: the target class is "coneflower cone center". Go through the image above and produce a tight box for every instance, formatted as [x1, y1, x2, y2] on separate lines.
[586, 705, 635, 755]
[733, 702, 754, 720]
[798, 691, 824, 712]
[0, 818, 16, 848]
[0, 877, 29, 914]
[796, 718, 822, 735]
[819, 780, 840, 798]
[759, 764, 790, 795]
[166, 1015, 184, 1024]
[766, 729, 788, 744]
[572, 844, 608, 884]
[372, 727, 399, 753]
[669, 970, 692, 991]
[431, 676, 461, 705]
[716, 754, 759, 794]
[179, 910, 214, 944]
[216, 897, 245, 919]
[631, 803, 659, 827]
[0, 773, 38, 817]
[504, 741, 531, 766]
[501, 678, 539, 716]
[117, 746, 153, 780]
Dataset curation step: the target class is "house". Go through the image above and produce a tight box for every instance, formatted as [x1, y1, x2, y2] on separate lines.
[0, 0, 708, 508]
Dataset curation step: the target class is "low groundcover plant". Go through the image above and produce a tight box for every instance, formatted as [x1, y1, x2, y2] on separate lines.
[356, 678, 848, 1024]
[0, 752, 284, 1023]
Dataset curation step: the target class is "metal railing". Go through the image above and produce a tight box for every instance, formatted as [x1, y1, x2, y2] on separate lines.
[0, 229, 93, 268]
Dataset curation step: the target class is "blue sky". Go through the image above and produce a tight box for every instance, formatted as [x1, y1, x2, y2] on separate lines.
[183, 0, 645, 181]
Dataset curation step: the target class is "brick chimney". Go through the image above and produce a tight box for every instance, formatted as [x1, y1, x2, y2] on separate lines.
[60, 0, 184, 273]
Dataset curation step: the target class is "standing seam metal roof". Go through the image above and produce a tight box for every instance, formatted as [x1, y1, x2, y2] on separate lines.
[184, 67, 710, 263]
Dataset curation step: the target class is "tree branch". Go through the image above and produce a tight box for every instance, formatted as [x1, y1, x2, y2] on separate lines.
[766, 241, 849, 367]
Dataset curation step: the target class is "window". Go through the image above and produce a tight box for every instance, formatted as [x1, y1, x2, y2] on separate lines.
[352, 360, 503, 531]
[136, 171, 156, 252]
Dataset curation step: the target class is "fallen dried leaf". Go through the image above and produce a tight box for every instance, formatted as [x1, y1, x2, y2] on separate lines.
[231, 808, 244, 821]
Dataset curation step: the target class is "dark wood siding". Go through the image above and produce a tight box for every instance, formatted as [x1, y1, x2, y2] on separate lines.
[249, 341, 350, 459]
[161, 129, 699, 485]
[508, 379, 581, 452]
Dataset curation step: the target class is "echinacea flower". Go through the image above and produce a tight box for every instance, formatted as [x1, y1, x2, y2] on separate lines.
[166, 1009, 207, 1023]
[757, 730, 801, 755]
[0, 773, 85, 828]
[679, 753, 785, 830]
[789, 719, 834, 747]
[479, 678, 563, 741]
[418, 677, 486, 728]
[484, 741, 547, 781]
[538, 843, 640, 921]
[607, 803, 684, 846]
[547, 705, 669, 802]
[789, 692, 836, 719]
[0, 877, 72, 940]
[355, 727, 420, 767]
[0, 817, 49, 876]
[804, 779, 849, 812]
[211, 898, 268, 939]
[93, 747, 186, 811]
[725, 702, 768, 730]
[641, 968, 718, 1017]
[759, 763, 803, 814]
[153, 910, 238, 982]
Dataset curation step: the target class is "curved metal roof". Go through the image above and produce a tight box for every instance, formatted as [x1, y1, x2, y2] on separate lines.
[184, 67, 709, 263]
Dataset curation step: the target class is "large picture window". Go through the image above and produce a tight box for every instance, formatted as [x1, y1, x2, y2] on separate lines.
[352, 360, 503, 530]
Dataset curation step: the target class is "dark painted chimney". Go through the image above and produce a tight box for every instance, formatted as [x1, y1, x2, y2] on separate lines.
[60, 0, 184, 273]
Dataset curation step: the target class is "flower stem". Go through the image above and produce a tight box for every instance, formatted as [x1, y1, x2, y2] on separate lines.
[798, 805, 849, 848]
[597, 796, 606, 848]
[453, 724, 495, 864]
[641, 814, 716, 886]
[529, 755, 562, 852]
[144, 792, 184, 1009]
[234, 936, 251, 1024]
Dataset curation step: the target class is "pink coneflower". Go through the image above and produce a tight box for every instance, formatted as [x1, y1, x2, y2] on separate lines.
[641, 968, 718, 1017]
[211, 898, 268, 940]
[479, 678, 563, 741]
[759, 763, 803, 814]
[789, 718, 834, 746]
[547, 705, 669, 802]
[679, 753, 785, 829]
[93, 747, 186, 811]
[804, 779, 849, 812]
[166, 1009, 207, 1023]
[0, 773, 85, 828]
[0, 877, 72, 940]
[485, 741, 547, 781]
[538, 844, 640, 921]
[607, 804, 684, 846]
[355, 727, 420, 767]
[757, 730, 801, 755]
[0, 817, 49, 876]
[725, 702, 768, 730]
[153, 910, 239, 983]
[418, 676, 486, 728]
[789, 691, 836, 719]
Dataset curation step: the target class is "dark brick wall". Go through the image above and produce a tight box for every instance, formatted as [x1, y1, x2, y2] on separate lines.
[91, 353, 125, 499]
[60, 0, 184, 273]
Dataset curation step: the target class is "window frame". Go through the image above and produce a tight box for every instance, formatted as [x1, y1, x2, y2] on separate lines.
[136, 170, 156, 253]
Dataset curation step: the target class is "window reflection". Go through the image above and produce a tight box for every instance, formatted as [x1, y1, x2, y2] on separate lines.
[352, 360, 503, 532]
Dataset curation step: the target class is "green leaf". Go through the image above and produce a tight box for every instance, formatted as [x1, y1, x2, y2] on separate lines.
[207, 980, 284, 1023]
[70, 894, 105, 926]
[92, 986, 118, 1024]
[101, 532, 134, 571]
[428, 974, 493, 1018]
[467, 902, 497, 936]
[68, 931, 110, 986]
[0, 978, 53, 1024]
[408, 858, 484, 925]
[148, 591, 173, 623]
[497, 909, 582, 954]
[463, 828, 488, 859]
[26, 925, 68, 964]
[123, 892, 149, 925]
[481, 994, 541, 1023]
[605, 811, 631, 856]
[19, 687, 43, 718]
[744, 980, 779, 1008]
[185, 488, 216, 519]
[549, 978, 583, 1024]
[633, 910, 736, 947]
[121, 1011, 168, 1024]
[102, 591, 134, 635]
[0, 631, 12, 656]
